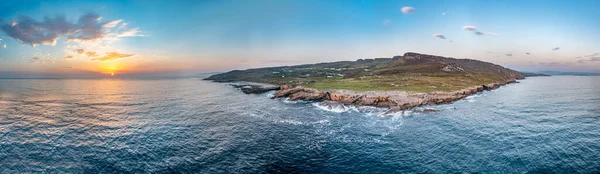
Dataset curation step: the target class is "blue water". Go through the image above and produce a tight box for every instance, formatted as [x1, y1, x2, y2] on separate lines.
[1, 76, 599, 173]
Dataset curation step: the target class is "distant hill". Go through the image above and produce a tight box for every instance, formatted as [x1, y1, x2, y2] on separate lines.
[537, 71, 600, 76]
[205, 52, 525, 92]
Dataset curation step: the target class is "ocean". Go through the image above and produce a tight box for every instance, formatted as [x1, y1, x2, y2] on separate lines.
[1, 76, 599, 173]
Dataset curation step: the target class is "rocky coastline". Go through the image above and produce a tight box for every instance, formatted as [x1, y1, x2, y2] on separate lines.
[229, 79, 520, 114]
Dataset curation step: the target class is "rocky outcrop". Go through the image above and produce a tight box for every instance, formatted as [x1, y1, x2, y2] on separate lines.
[229, 84, 281, 94]
[270, 79, 519, 111]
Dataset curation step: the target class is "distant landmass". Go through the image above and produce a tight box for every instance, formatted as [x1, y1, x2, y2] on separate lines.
[537, 71, 600, 76]
[205, 52, 531, 112]
[206, 52, 525, 92]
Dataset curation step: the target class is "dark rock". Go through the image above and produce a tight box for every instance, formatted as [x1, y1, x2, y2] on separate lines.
[229, 84, 280, 94]
[482, 85, 489, 90]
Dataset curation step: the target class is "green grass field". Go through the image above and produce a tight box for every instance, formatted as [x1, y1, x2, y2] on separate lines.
[298, 75, 504, 92]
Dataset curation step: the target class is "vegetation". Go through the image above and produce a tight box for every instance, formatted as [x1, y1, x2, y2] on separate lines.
[204, 52, 524, 93]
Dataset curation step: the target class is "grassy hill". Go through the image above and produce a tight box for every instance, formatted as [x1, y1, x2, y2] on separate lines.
[204, 52, 525, 92]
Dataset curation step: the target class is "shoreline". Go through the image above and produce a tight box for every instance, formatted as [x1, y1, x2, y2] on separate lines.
[223, 78, 522, 114]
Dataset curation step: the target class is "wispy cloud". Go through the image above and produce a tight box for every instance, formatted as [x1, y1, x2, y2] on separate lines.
[29, 57, 40, 63]
[506, 53, 513, 57]
[442, 10, 449, 16]
[73, 49, 98, 57]
[585, 53, 599, 57]
[552, 47, 560, 51]
[381, 19, 391, 25]
[462, 26, 477, 31]
[63, 55, 74, 59]
[117, 28, 143, 37]
[463, 25, 498, 36]
[433, 34, 446, 39]
[92, 52, 135, 61]
[401, 7, 415, 14]
[575, 53, 600, 64]
[85, 51, 98, 57]
[485, 32, 499, 36]
[103, 20, 122, 28]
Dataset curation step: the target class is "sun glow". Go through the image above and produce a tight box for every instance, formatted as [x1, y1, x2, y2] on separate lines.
[100, 63, 123, 75]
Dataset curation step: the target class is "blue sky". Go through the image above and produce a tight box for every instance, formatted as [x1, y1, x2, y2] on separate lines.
[0, 0, 599, 77]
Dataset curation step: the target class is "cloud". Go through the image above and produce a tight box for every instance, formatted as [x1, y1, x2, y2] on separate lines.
[66, 13, 106, 42]
[0, 13, 141, 47]
[117, 28, 143, 37]
[463, 25, 498, 36]
[574, 53, 599, 59]
[74, 49, 85, 54]
[526, 53, 530, 55]
[91, 52, 135, 61]
[485, 32, 499, 36]
[72, 48, 98, 57]
[85, 51, 98, 57]
[63, 55, 74, 59]
[442, 11, 449, 16]
[506, 53, 513, 57]
[29, 56, 41, 63]
[1, 15, 68, 46]
[433, 34, 446, 39]
[2, 44, 5, 48]
[401, 7, 415, 14]
[382, 19, 391, 25]
[576, 54, 600, 64]
[552, 47, 560, 51]
[462, 26, 477, 31]
[103, 20, 122, 28]
[584, 53, 599, 57]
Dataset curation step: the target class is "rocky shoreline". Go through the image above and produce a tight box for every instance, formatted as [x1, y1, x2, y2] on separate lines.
[229, 79, 520, 114]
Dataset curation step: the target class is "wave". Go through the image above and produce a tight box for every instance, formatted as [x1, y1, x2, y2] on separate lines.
[312, 102, 352, 113]
[281, 98, 309, 104]
[378, 110, 414, 117]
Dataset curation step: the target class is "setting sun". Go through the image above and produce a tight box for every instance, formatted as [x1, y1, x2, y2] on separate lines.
[99, 62, 123, 76]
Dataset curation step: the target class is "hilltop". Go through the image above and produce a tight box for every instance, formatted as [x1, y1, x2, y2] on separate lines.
[204, 52, 525, 93]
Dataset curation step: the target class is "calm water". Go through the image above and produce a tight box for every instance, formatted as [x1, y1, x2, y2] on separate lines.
[1, 76, 599, 173]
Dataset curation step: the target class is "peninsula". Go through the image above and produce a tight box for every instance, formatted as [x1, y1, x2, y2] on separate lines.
[204, 52, 530, 112]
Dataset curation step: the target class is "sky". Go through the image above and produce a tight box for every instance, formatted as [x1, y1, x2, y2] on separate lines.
[0, 0, 599, 77]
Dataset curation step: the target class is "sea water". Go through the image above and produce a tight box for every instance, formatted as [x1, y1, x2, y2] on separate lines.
[0, 76, 599, 173]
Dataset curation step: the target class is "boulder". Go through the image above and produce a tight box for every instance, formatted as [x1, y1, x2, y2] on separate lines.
[355, 96, 395, 107]
[328, 92, 373, 104]
[288, 91, 326, 101]
[273, 87, 306, 98]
